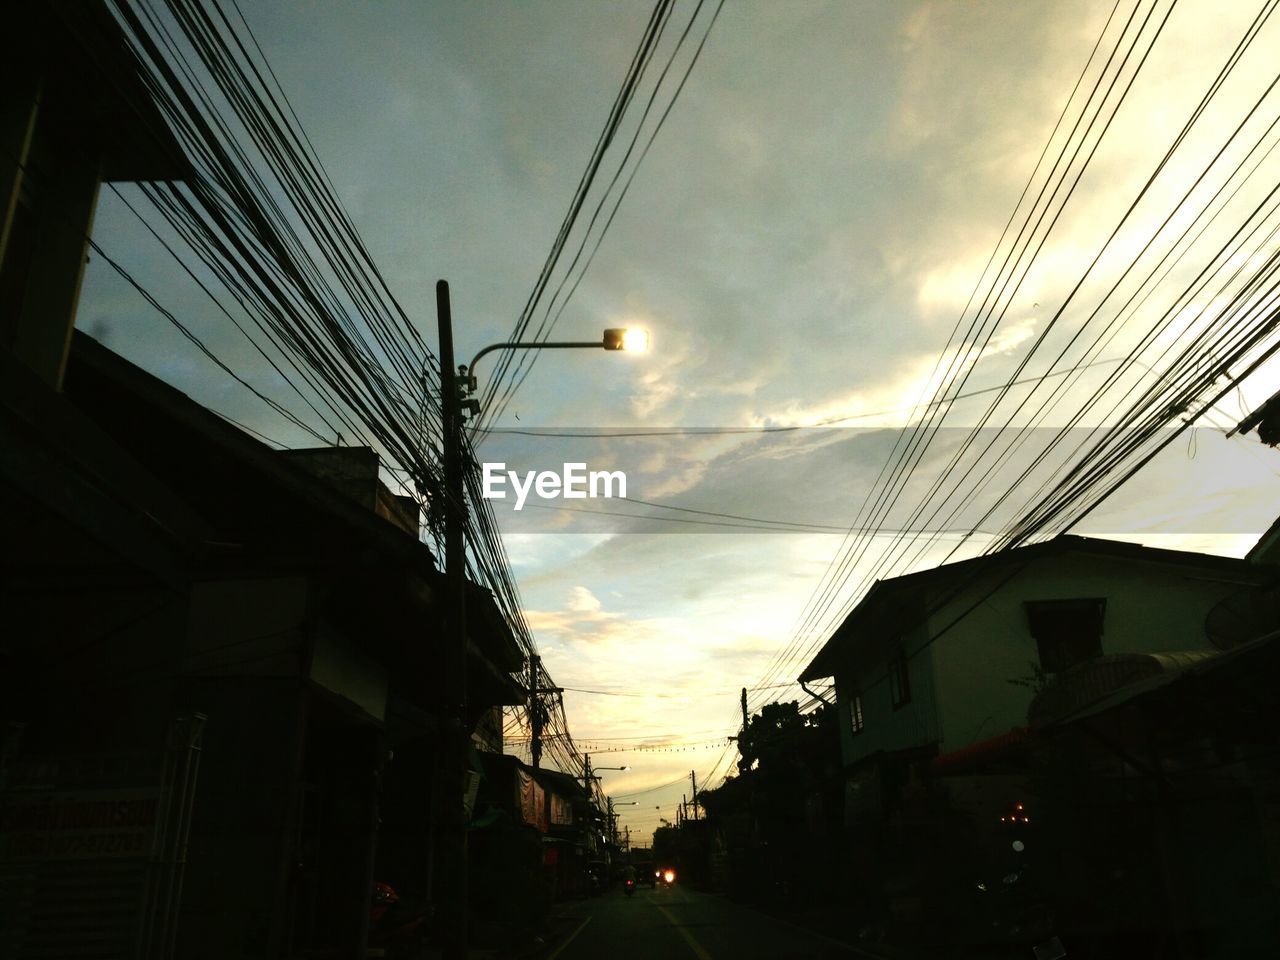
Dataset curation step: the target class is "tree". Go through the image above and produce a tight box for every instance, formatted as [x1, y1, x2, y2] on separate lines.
[701, 701, 843, 904]
[736, 700, 836, 782]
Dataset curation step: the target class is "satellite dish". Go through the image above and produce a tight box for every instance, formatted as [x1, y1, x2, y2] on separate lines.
[1205, 583, 1280, 650]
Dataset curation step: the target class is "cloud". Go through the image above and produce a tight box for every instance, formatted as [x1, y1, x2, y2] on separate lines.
[566, 585, 603, 614]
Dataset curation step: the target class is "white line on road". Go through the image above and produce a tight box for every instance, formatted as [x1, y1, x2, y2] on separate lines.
[655, 902, 713, 960]
[722, 899, 886, 959]
[545, 915, 593, 960]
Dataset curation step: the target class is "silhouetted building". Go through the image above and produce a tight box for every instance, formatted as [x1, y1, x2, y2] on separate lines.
[800, 535, 1264, 821]
[1, 4, 526, 956]
[799, 534, 1280, 951]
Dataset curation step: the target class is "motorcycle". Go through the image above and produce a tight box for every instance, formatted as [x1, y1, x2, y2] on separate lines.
[624, 878, 636, 897]
[973, 841, 1066, 960]
[369, 881, 429, 959]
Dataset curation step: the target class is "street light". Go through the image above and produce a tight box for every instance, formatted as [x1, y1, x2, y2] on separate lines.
[605, 327, 650, 352]
[460, 328, 651, 417]
[579, 754, 629, 782]
[576, 769, 628, 782]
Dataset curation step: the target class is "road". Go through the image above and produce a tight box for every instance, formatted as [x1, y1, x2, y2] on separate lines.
[544, 884, 881, 960]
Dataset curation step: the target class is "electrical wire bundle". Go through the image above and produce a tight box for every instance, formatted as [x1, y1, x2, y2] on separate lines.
[87, 0, 651, 780]
[470, 0, 727, 784]
[470, 0, 725, 436]
[729, 0, 1280, 757]
[106, 0, 442, 499]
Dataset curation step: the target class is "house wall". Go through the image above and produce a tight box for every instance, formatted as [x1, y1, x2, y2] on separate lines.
[184, 575, 308, 677]
[2, 575, 187, 753]
[928, 549, 1252, 754]
[310, 619, 388, 723]
[185, 575, 388, 722]
[177, 676, 306, 960]
[835, 617, 941, 769]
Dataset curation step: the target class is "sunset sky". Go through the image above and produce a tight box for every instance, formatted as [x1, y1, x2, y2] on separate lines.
[78, 0, 1280, 840]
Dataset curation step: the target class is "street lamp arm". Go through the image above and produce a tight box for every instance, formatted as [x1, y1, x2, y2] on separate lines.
[575, 763, 629, 781]
[467, 340, 611, 383]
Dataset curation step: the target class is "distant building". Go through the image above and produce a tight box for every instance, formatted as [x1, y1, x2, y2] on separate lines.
[469, 752, 601, 946]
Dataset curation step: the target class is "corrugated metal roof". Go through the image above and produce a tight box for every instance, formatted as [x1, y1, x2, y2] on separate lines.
[1041, 630, 1280, 730]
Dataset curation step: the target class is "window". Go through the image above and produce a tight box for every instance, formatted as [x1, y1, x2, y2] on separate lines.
[1024, 598, 1105, 673]
[848, 694, 864, 735]
[888, 646, 911, 708]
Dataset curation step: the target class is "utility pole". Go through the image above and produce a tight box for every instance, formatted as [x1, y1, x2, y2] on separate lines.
[436, 280, 469, 960]
[529, 655, 542, 769]
[690, 769, 698, 820]
[525, 656, 562, 770]
[738, 686, 751, 775]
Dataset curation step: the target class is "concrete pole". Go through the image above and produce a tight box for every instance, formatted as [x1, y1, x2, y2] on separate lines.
[530, 655, 542, 769]
[436, 280, 469, 960]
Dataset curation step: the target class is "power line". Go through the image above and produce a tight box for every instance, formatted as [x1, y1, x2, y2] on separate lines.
[476, 0, 725, 432]
[743, 0, 1280, 715]
[477, 358, 1130, 438]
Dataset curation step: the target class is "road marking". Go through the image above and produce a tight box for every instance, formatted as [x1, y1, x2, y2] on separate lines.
[655, 902, 713, 960]
[667, 888, 883, 959]
[545, 915, 592, 960]
[738, 907, 883, 959]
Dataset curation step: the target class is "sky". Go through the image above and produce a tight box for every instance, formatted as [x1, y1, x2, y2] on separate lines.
[78, 0, 1280, 841]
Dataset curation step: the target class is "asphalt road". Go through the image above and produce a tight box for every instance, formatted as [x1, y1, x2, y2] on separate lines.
[544, 884, 881, 960]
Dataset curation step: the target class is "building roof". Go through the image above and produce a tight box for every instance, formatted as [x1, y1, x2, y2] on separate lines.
[62, 331, 526, 698]
[799, 534, 1258, 681]
[1245, 512, 1280, 565]
[1230, 385, 1280, 447]
[65, 331, 433, 565]
[1041, 628, 1280, 731]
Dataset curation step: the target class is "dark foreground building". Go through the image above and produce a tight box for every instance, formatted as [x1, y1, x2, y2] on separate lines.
[1, 4, 527, 956]
[795, 537, 1280, 956]
[2, 330, 528, 957]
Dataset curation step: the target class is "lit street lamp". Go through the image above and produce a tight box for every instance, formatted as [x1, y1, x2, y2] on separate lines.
[459, 328, 650, 417]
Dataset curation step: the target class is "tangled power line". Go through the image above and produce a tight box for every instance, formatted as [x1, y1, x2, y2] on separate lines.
[94, 0, 723, 786]
[740, 0, 1280, 733]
